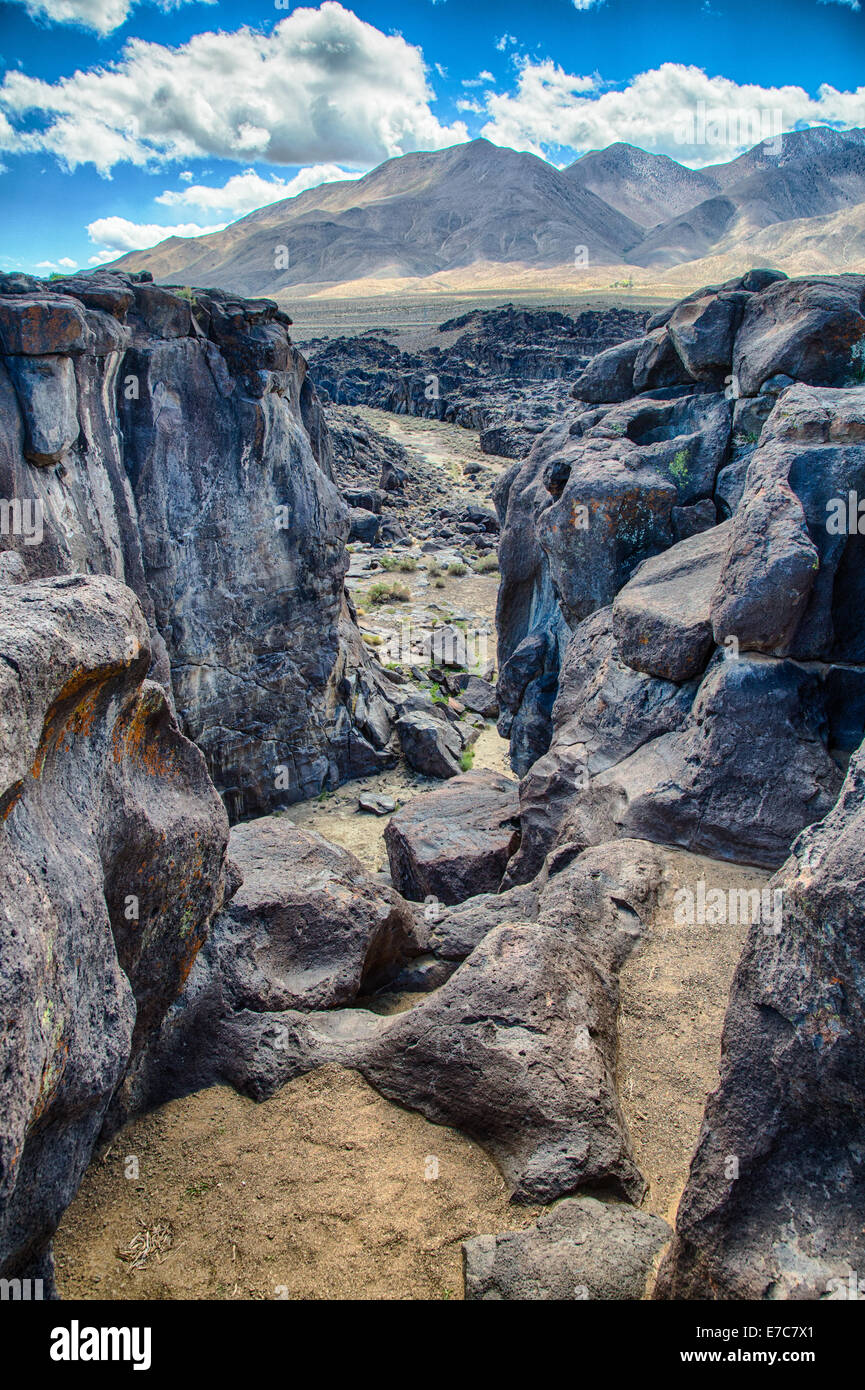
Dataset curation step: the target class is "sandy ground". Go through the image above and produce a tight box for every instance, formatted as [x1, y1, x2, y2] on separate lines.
[617, 848, 769, 1225]
[54, 1067, 536, 1301]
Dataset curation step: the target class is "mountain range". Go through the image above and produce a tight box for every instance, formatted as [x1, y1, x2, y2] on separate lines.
[113, 125, 865, 301]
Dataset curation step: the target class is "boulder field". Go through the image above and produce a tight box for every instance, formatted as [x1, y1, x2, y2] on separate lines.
[2, 268, 865, 1300]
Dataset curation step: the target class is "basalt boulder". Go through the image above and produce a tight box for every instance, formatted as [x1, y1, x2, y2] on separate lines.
[385, 770, 520, 904]
[204, 815, 419, 1013]
[465, 1196, 670, 1301]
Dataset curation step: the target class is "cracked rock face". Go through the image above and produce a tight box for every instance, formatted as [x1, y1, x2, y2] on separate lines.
[0, 270, 397, 817]
[0, 573, 229, 1285]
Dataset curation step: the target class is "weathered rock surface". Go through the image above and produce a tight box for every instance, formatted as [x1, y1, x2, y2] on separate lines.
[0, 574, 229, 1284]
[394, 709, 464, 779]
[464, 1196, 670, 1300]
[141, 835, 666, 1208]
[612, 522, 731, 682]
[657, 739, 865, 1299]
[710, 385, 865, 661]
[732, 274, 865, 396]
[0, 270, 403, 818]
[385, 771, 520, 904]
[205, 816, 418, 1012]
[354, 919, 646, 1205]
[496, 273, 865, 773]
[506, 610, 695, 884]
[552, 655, 843, 871]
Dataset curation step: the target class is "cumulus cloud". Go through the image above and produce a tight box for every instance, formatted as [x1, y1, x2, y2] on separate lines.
[480, 61, 865, 165]
[155, 163, 358, 217]
[0, 3, 468, 174]
[35, 255, 78, 268]
[87, 215, 226, 252]
[6, 0, 214, 38]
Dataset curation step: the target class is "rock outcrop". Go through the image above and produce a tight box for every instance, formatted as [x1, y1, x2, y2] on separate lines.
[0, 574, 230, 1286]
[303, 305, 649, 461]
[501, 276, 865, 883]
[0, 269, 404, 818]
[496, 271, 865, 774]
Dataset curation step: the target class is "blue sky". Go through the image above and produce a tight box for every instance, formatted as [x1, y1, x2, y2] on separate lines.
[0, 0, 863, 274]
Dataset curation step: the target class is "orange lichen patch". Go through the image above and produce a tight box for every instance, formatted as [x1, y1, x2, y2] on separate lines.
[111, 687, 178, 779]
[1, 781, 23, 821]
[30, 662, 129, 779]
[175, 928, 207, 992]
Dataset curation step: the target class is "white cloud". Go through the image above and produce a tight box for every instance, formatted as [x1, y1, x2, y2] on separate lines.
[496, 34, 517, 51]
[35, 255, 78, 268]
[87, 215, 226, 253]
[155, 163, 358, 217]
[819, 0, 861, 10]
[456, 99, 483, 115]
[0, 3, 468, 174]
[462, 71, 495, 89]
[88, 250, 117, 264]
[480, 61, 865, 165]
[6, 0, 214, 39]
[572, 0, 606, 9]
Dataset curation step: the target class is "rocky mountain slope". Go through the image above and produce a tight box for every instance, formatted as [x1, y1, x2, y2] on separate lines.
[112, 127, 865, 297]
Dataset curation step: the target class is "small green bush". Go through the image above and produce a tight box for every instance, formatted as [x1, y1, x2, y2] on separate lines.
[366, 580, 410, 605]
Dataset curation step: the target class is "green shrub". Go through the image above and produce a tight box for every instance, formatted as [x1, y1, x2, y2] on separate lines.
[472, 554, 499, 574]
[447, 562, 468, 577]
[366, 580, 410, 605]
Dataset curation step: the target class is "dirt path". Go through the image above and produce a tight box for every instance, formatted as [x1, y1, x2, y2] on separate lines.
[617, 848, 769, 1226]
[55, 1066, 537, 1301]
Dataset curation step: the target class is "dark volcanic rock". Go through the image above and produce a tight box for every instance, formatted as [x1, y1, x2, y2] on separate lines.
[711, 385, 865, 661]
[394, 709, 464, 779]
[732, 274, 865, 396]
[505, 609, 695, 885]
[0, 574, 229, 1285]
[0, 270, 397, 819]
[205, 816, 418, 1012]
[385, 770, 520, 904]
[360, 921, 646, 1204]
[657, 739, 865, 1300]
[464, 1196, 670, 1300]
[612, 522, 731, 682]
[555, 655, 843, 870]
